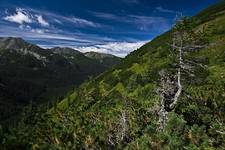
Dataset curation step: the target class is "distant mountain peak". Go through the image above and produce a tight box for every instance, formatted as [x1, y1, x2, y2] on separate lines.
[0, 37, 40, 51]
[85, 51, 119, 59]
[85, 51, 121, 66]
[51, 47, 82, 55]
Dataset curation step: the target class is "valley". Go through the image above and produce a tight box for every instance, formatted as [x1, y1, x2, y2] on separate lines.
[0, 37, 121, 124]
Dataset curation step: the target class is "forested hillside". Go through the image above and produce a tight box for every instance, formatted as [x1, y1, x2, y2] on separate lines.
[1, 1, 225, 149]
[0, 38, 121, 125]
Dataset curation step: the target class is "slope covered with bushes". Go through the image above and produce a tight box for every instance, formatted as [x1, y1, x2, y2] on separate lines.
[1, 1, 225, 149]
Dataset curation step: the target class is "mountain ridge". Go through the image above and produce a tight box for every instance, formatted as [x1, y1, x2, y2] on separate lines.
[1, 1, 225, 149]
[0, 37, 122, 125]
[85, 51, 122, 67]
[0, 37, 41, 51]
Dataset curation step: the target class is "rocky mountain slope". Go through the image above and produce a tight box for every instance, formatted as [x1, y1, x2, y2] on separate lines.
[1, 1, 225, 149]
[0, 38, 121, 124]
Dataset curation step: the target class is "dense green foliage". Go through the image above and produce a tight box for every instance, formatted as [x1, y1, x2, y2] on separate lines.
[1, 1, 225, 149]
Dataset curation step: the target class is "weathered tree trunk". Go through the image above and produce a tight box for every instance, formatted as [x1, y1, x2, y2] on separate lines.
[170, 40, 183, 109]
[158, 95, 169, 131]
[158, 39, 183, 131]
[121, 111, 127, 140]
[157, 17, 208, 131]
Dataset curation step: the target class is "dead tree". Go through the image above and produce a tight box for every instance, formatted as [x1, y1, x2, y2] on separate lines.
[119, 96, 129, 142]
[120, 109, 128, 141]
[170, 17, 208, 109]
[107, 95, 130, 146]
[157, 17, 208, 130]
[157, 70, 177, 131]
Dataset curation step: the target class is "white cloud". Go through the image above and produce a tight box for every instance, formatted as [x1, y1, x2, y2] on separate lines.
[35, 15, 49, 26]
[75, 41, 148, 57]
[3, 8, 99, 29]
[19, 24, 31, 30]
[4, 8, 32, 24]
[31, 29, 45, 34]
[18, 24, 46, 34]
[156, 6, 177, 14]
[54, 19, 62, 24]
[92, 12, 118, 20]
[71, 17, 98, 27]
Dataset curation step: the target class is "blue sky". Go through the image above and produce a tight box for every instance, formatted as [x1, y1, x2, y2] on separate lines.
[0, 0, 219, 57]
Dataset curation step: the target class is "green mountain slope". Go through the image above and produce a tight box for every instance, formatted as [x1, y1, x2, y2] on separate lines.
[1, 1, 225, 149]
[0, 38, 121, 125]
[85, 51, 122, 68]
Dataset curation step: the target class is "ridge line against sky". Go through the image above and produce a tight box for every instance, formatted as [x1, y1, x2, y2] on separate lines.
[0, 0, 219, 57]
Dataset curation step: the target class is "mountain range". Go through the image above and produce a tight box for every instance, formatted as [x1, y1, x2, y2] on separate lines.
[1, 1, 225, 149]
[0, 37, 121, 124]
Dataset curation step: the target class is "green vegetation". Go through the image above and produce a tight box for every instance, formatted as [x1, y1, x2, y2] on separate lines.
[85, 51, 122, 68]
[1, 1, 225, 149]
[0, 39, 121, 125]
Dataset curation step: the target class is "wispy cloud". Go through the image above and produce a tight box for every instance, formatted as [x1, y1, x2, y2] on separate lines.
[128, 15, 170, 31]
[92, 12, 119, 20]
[92, 12, 170, 32]
[0, 20, 122, 49]
[3, 7, 101, 28]
[156, 6, 177, 14]
[122, 0, 140, 5]
[4, 8, 32, 24]
[71, 17, 99, 27]
[26, 8, 101, 28]
[0, 7, 116, 46]
[35, 15, 49, 26]
[54, 19, 62, 24]
[3, 8, 50, 27]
